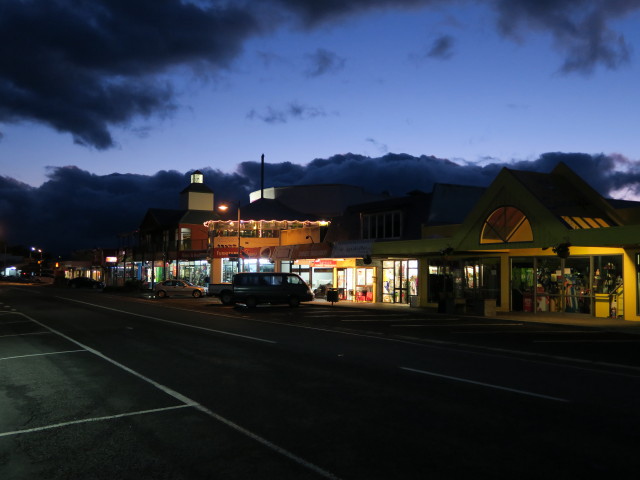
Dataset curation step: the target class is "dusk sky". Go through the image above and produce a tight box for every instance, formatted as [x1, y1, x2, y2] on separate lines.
[3, 0, 640, 254]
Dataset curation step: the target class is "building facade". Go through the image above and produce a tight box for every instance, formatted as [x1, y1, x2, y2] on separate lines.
[136, 170, 213, 287]
[374, 163, 640, 321]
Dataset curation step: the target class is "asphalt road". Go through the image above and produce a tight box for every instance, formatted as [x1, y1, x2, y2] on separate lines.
[2, 284, 640, 479]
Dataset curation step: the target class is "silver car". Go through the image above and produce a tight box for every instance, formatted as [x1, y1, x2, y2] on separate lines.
[154, 280, 205, 298]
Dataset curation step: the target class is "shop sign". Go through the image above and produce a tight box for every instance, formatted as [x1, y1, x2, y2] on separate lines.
[331, 240, 373, 258]
[312, 259, 338, 267]
[213, 247, 261, 259]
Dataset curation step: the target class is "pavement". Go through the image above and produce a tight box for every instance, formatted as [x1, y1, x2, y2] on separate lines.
[309, 298, 640, 334]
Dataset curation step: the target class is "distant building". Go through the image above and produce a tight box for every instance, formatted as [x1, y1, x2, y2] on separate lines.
[249, 184, 387, 218]
[136, 170, 214, 286]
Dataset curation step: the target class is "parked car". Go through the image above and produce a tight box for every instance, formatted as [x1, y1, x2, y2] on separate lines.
[68, 277, 105, 289]
[154, 279, 205, 298]
[216, 272, 313, 307]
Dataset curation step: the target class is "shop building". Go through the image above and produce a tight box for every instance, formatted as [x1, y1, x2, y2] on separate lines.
[205, 184, 389, 296]
[374, 162, 640, 321]
[325, 185, 485, 304]
[137, 170, 213, 286]
[205, 196, 330, 286]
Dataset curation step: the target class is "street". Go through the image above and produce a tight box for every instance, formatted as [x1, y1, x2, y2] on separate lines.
[2, 284, 640, 479]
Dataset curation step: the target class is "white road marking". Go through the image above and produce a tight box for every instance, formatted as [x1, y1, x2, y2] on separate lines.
[10, 312, 340, 480]
[339, 316, 410, 321]
[392, 323, 525, 328]
[0, 349, 86, 361]
[0, 331, 51, 338]
[401, 367, 570, 403]
[534, 339, 640, 343]
[0, 405, 191, 438]
[57, 297, 275, 344]
[102, 294, 250, 320]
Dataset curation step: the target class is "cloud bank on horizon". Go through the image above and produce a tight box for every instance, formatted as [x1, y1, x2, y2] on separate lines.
[0, 0, 638, 149]
[2, 152, 640, 256]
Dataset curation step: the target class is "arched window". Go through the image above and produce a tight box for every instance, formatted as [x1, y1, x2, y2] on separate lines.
[480, 206, 533, 244]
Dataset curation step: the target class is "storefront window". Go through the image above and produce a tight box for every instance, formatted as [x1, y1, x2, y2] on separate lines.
[456, 257, 501, 306]
[311, 268, 334, 298]
[427, 257, 501, 306]
[382, 259, 417, 304]
[178, 260, 209, 286]
[594, 255, 623, 318]
[512, 255, 621, 316]
[355, 267, 375, 302]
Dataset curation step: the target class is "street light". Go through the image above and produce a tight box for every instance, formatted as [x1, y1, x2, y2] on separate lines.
[31, 246, 43, 276]
[218, 202, 242, 274]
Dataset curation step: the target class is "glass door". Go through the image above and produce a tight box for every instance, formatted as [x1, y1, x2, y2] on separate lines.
[563, 257, 591, 314]
[511, 258, 534, 312]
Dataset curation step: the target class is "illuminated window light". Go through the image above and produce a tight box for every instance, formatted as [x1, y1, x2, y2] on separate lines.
[561, 216, 611, 230]
[572, 217, 590, 229]
[584, 218, 601, 228]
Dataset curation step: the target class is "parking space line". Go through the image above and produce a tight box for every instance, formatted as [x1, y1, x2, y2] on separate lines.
[0, 405, 191, 438]
[1, 349, 86, 361]
[400, 366, 570, 403]
[0, 331, 51, 338]
[15, 312, 340, 480]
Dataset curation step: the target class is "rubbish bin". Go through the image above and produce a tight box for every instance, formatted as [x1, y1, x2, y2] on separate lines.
[437, 297, 455, 313]
[326, 288, 339, 304]
[472, 299, 496, 316]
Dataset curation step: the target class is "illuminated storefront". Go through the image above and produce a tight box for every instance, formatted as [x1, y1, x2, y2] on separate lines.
[373, 163, 640, 321]
[382, 259, 418, 304]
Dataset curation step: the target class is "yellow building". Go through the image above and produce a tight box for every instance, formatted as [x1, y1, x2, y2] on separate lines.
[374, 163, 640, 321]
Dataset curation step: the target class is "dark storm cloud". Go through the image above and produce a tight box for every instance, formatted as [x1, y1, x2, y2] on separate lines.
[493, 0, 635, 74]
[304, 48, 346, 77]
[427, 35, 455, 59]
[246, 101, 327, 123]
[275, 0, 639, 73]
[1, 0, 638, 150]
[3, 152, 639, 256]
[0, 0, 258, 148]
[270, 0, 446, 26]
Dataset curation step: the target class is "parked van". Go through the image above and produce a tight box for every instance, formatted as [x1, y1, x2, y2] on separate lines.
[229, 272, 314, 307]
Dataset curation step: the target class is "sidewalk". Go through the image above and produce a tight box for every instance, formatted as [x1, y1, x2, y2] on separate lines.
[309, 298, 640, 333]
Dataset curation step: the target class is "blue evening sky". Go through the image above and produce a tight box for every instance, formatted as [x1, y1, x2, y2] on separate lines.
[3, 1, 640, 188]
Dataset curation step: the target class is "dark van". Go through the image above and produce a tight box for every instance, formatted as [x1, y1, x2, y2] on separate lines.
[231, 272, 314, 307]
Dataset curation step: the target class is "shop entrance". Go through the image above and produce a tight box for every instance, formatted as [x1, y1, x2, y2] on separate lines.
[382, 259, 418, 304]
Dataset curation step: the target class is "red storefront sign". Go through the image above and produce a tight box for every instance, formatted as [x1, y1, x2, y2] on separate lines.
[312, 259, 338, 267]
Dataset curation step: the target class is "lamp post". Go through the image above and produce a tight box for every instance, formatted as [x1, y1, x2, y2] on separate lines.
[31, 246, 43, 277]
[218, 202, 242, 274]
